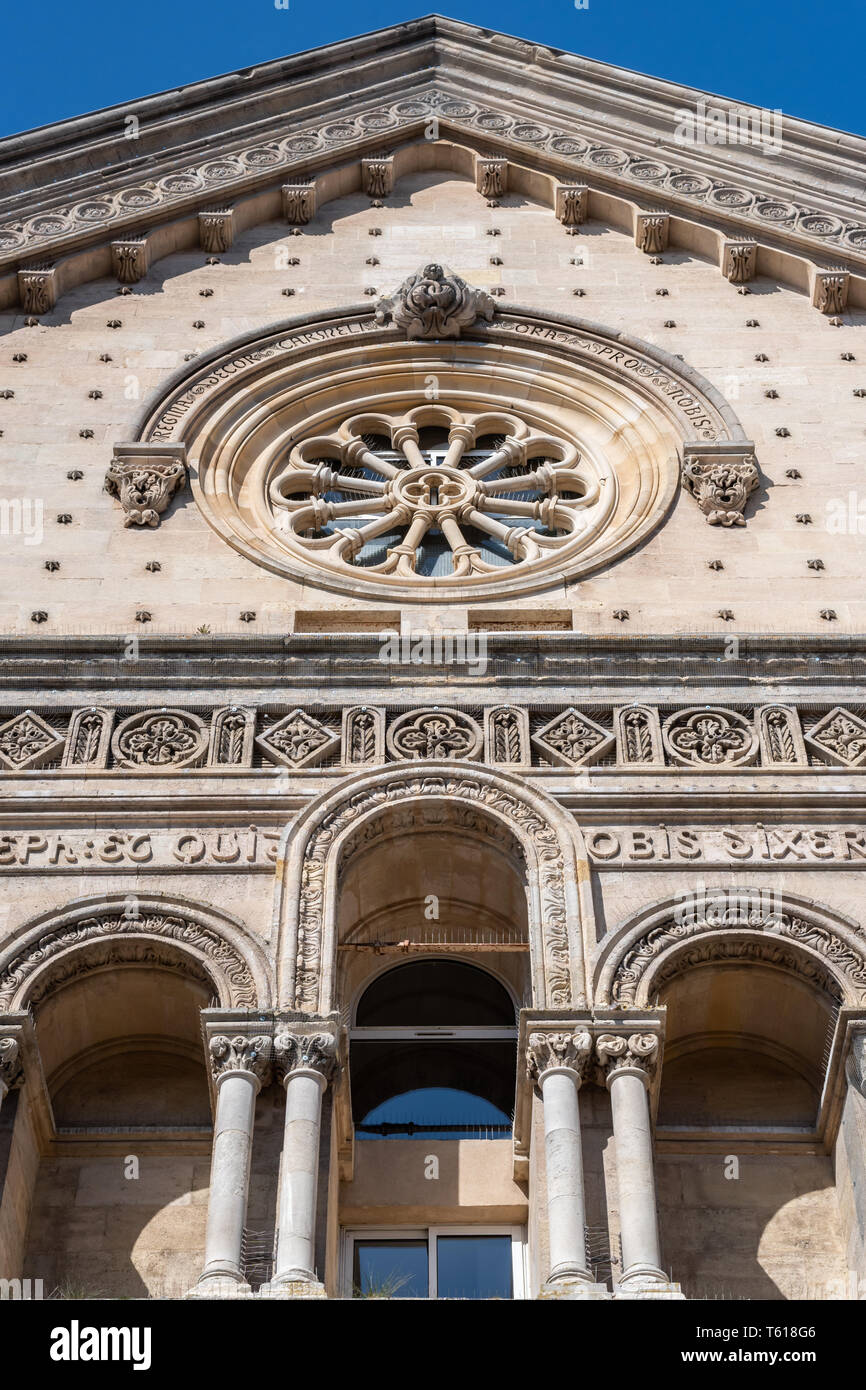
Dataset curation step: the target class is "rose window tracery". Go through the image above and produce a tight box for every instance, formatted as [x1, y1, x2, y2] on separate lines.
[268, 407, 601, 581]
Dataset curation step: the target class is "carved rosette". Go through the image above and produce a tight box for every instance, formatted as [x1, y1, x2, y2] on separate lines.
[526, 1029, 593, 1082]
[804, 707, 866, 768]
[374, 263, 496, 339]
[256, 709, 340, 769]
[208, 1033, 272, 1087]
[105, 445, 188, 527]
[387, 708, 482, 761]
[682, 445, 759, 526]
[111, 709, 208, 770]
[662, 707, 758, 767]
[273, 1031, 337, 1085]
[0, 710, 64, 771]
[532, 707, 614, 768]
[0, 1035, 24, 1093]
[596, 1032, 660, 1085]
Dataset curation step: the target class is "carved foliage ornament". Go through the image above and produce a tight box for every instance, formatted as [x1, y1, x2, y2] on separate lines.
[274, 1031, 337, 1082]
[682, 450, 760, 526]
[105, 448, 188, 527]
[374, 263, 496, 339]
[662, 707, 758, 767]
[387, 708, 482, 761]
[526, 1029, 593, 1080]
[0, 1036, 24, 1091]
[595, 1032, 659, 1082]
[111, 709, 207, 770]
[209, 1033, 272, 1085]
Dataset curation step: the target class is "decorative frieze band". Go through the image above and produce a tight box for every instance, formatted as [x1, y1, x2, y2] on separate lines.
[2, 700, 865, 774]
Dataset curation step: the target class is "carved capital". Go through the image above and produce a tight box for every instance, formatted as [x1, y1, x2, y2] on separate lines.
[274, 1031, 337, 1085]
[682, 443, 759, 526]
[555, 184, 588, 226]
[105, 443, 188, 527]
[812, 268, 849, 316]
[0, 1034, 24, 1093]
[208, 1033, 272, 1087]
[198, 209, 234, 254]
[596, 1032, 660, 1085]
[635, 212, 669, 254]
[847, 1030, 866, 1097]
[721, 240, 757, 284]
[374, 263, 496, 340]
[527, 1029, 593, 1082]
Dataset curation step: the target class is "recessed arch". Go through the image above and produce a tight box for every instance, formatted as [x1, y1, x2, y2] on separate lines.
[272, 762, 594, 1013]
[0, 892, 274, 1012]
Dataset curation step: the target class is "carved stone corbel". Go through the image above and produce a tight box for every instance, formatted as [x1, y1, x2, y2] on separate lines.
[0, 1033, 24, 1098]
[476, 156, 508, 198]
[111, 238, 149, 284]
[282, 183, 316, 225]
[555, 184, 588, 226]
[361, 157, 394, 198]
[635, 212, 669, 254]
[18, 264, 57, 315]
[105, 443, 188, 527]
[198, 209, 234, 254]
[681, 441, 760, 526]
[721, 239, 757, 284]
[812, 267, 849, 315]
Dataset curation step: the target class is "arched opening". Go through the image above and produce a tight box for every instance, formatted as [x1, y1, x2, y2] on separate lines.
[352, 960, 517, 1139]
[653, 954, 849, 1301]
[22, 951, 213, 1298]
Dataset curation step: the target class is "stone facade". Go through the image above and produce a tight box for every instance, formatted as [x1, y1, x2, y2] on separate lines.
[0, 17, 865, 1302]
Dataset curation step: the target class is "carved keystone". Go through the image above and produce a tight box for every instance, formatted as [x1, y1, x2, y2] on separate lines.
[374, 263, 496, 339]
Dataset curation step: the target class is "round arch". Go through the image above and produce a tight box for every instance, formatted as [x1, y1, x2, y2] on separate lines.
[272, 762, 594, 1013]
[0, 892, 274, 1012]
[594, 888, 866, 1008]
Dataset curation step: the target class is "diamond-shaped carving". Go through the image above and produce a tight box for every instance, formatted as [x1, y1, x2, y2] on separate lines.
[0, 709, 64, 770]
[256, 708, 339, 769]
[531, 708, 614, 767]
[805, 707, 866, 768]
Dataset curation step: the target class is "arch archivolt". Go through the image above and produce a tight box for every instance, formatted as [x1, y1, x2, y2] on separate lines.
[594, 890, 866, 1008]
[273, 762, 593, 1013]
[0, 893, 273, 1012]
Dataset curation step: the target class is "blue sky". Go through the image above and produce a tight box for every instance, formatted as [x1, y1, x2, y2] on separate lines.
[2, 1, 863, 138]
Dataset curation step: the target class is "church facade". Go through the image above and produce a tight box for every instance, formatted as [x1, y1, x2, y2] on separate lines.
[0, 15, 865, 1301]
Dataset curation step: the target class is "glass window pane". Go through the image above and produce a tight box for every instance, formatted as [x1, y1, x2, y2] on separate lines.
[436, 1235, 513, 1300]
[353, 1240, 428, 1299]
[358, 1086, 512, 1139]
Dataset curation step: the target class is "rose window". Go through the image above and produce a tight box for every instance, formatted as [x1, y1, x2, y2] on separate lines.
[268, 407, 604, 581]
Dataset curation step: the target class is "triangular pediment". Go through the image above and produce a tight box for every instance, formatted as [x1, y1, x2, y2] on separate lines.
[1, 14, 864, 310]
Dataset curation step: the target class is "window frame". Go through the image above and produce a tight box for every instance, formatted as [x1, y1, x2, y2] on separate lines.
[342, 1225, 527, 1300]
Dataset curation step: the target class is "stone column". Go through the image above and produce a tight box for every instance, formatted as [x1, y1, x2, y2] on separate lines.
[596, 1032, 682, 1298]
[527, 1030, 608, 1299]
[192, 1028, 272, 1297]
[265, 1029, 337, 1298]
[0, 1031, 24, 1113]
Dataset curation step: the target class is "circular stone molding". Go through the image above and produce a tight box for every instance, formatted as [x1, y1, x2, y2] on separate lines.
[132, 303, 748, 602]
